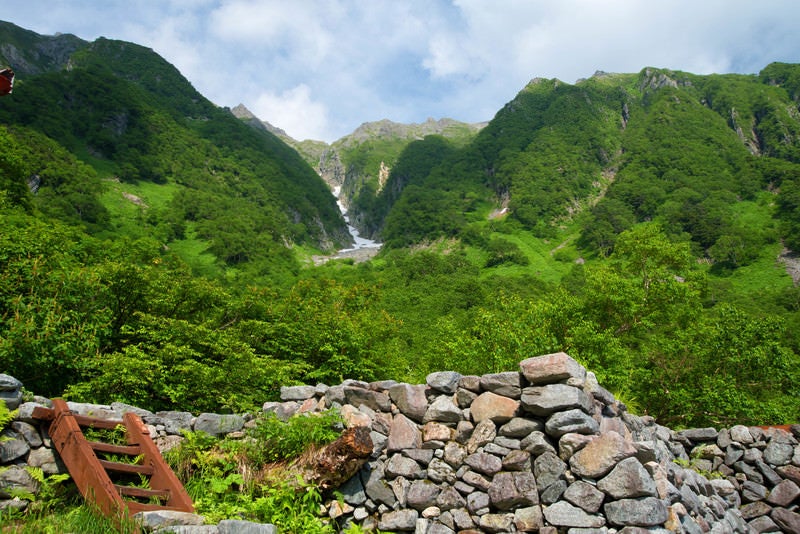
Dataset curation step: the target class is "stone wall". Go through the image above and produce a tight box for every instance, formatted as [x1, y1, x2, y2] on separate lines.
[2, 352, 799, 533]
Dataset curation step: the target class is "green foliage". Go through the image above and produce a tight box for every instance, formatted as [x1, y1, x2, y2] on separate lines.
[245, 411, 343, 465]
[162, 412, 343, 531]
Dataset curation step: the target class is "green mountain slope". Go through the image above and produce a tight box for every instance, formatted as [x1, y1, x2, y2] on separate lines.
[370, 65, 800, 264]
[0, 21, 350, 281]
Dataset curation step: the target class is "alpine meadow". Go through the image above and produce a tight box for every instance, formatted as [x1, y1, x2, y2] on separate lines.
[2, 18, 800, 434]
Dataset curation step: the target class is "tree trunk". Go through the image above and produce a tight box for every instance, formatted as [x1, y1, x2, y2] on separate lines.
[292, 426, 373, 489]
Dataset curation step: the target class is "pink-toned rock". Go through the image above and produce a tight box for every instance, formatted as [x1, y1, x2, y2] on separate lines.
[519, 352, 586, 385]
[569, 431, 637, 478]
[387, 414, 422, 452]
[471, 391, 520, 423]
[423, 422, 454, 442]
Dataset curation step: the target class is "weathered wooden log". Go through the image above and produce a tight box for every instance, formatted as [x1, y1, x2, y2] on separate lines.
[291, 426, 373, 489]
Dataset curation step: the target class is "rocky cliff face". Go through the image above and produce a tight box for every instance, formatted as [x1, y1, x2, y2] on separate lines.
[3, 353, 799, 533]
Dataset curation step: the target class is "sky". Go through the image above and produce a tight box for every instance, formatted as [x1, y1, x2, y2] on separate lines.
[1, 1, 799, 143]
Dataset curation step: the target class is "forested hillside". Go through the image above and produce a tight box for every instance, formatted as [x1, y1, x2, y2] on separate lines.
[1, 20, 798, 428]
[0, 21, 350, 282]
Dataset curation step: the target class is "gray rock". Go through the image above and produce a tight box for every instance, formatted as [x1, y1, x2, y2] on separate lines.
[462, 470, 492, 491]
[0, 374, 23, 410]
[110, 402, 154, 419]
[764, 440, 794, 466]
[479, 372, 522, 399]
[521, 384, 593, 416]
[464, 452, 502, 476]
[570, 431, 637, 478]
[778, 464, 800, 485]
[193, 413, 244, 437]
[597, 457, 657, 499]
[10, 421, 41, 448]
[739, 500, 773, 520]
[217, 520, 277, 533]
[502, 449, 531, 471]
[534, 451, 567, 490]
[479, 513, 515, 532]
[455, 387, 477, 408]
[519, 352, 587, 385]
[771, 508, 800, 534]
[564, 480, 605, 513]
[389, 384, 429, 423]
[387, 414, 422, 452]
[0, 466, 38, 498]
[423, 395, 462, 423]
[677, 427, 718, 442]
[403, 447, 434, 465]
[426, 372, 463, 394]
[26, 446, 66, 475]
[386, 453, 421, 478]
[443, 441, 468, 468]
[543, 501, 605, 528]
[65, 402, 117, 419]
[729, 425, 755, 444]
[521, 431, 557, 456]
[324, 385, 346, 406]
[747, 515, 779, 533]
[436, 485, 466, 511]
[279, 385, 316, 401]
[741, 480, 768, 502]
[467, 490, 490, 513]
[539, 479, 567, 504]
[766, 479, 800, 507]
[406, 480, 441, 511]
[756, 459, 784, 486]
[156, 411, 194, 435]
[514, 505, 544, 532]
[344, 386, 391, 412]
[458, 375, 481, 392]
[339, 471, 367, 505]
[545, 409, 599, 438]
[133, 511, 205, 530]
[378, 509, 419, 531]
[451, 507, 475, 530]
[0, 431, 29, 463]
[499, 417, 543, 438]
[427, 458, 457, 484]
[488, 471, 538, 510]
[143, 526, 218, 534]
[365, 464, 396, 507]
[469, 391, 519, 423]
[466, 418, 497, 453]
[604, 497, 668, 527]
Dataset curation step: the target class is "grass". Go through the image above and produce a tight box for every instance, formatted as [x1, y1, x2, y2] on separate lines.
[1, 504, 138, 534]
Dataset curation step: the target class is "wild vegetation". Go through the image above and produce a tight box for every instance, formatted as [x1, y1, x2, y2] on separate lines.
[1, 23, 799, 432]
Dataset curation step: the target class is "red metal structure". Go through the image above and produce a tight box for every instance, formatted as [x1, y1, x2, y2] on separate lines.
[32, 398, 193, 522]
[0, 68, 14, 95]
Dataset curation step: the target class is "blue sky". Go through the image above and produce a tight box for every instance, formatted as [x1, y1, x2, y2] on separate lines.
[2, 1, 799, 142]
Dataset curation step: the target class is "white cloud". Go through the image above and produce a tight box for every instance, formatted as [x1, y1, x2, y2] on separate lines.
[2, 0, 800, 143]
[251, 84, 331, 141]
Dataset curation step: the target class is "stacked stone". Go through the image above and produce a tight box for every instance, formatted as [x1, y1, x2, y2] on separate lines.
[3, 354, 800, 533]
[270, 353, 757, 533]
[666, 425, 800, 533]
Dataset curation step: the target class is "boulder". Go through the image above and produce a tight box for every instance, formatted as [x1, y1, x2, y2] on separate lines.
[597, 457, 657, 499]
[570, 431, 637, 478]
[545, 409, 599, 437]
[426, 372, 462, 394]
[389, 384, 428, 423]
[479, 372, 522, 399]
[521, 384, 593, 416]
[604, 497, 668, 527]
[470, 392, 519, 423]
[519, 352, 586, 385]
[542, 501, 605, 528]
